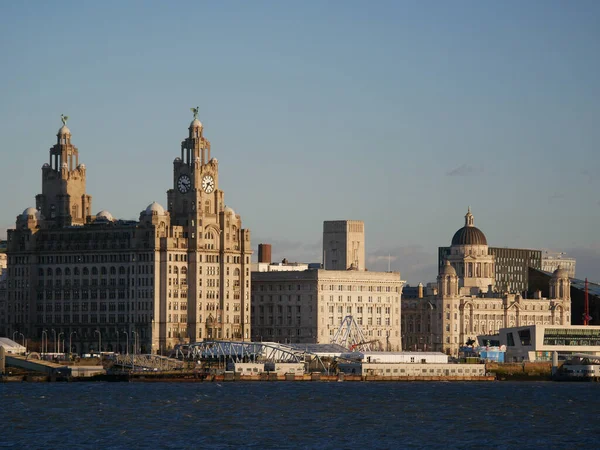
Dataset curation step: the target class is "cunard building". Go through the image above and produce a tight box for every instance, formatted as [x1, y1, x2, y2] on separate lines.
[3, 112, 252, 354]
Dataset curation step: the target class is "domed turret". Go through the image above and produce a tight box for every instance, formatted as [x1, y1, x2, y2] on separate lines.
[438, 260, 458, 298]
[22, 207, 39, 219]
[58, 125, 71, 136]
[145, 202, 166, 216]
[189, 106, 203, 130]
[552, 265, 569, 279]
[440, 260, 457, 276]
[224, 206, 235, 216]
[451, 207, 487, 246]
[57, 114, 71, 136]
[550, 265, 571, 301]
[190, 118, 203, 129]
[95, 210, 114, 222]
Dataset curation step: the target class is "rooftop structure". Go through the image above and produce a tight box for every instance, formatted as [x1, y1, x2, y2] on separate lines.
[323, 220, 365, 271]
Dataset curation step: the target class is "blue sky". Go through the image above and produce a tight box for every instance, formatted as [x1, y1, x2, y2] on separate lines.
[1, 1, 599, 284]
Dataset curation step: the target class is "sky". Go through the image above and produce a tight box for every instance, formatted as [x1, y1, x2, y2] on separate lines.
[0, 1, 599, 284]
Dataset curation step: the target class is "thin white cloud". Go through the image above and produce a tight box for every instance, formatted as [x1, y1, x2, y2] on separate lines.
[446, 164, 485, 177]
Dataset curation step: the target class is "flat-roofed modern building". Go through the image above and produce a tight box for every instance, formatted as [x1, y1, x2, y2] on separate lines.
[542, 253, 576, 278]
[493, 324, 600, 362]
[251, 269, 404, 350]
[439, 246, 542, 295]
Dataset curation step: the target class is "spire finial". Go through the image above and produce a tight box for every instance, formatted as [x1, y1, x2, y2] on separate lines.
[190, 106, 199, 120]
[465, 206, 474, 227]
[61, 114, 69, 126]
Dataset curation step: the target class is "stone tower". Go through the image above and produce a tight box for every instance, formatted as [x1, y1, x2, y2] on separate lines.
[549, 266, 571, 301]
[165, 109, 252, 343]
[447, 207, 495, 294]
[323, 220, 365, 270]
[35, 116, 92, 226]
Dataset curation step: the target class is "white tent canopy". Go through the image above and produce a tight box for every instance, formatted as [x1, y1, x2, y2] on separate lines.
[0, 338, 26, 354]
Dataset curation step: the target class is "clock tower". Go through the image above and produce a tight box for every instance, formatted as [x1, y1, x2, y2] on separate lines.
[163, 109, 252, 346]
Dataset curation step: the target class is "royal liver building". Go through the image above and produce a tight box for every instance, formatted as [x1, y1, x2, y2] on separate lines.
[3, 112, 252, 354]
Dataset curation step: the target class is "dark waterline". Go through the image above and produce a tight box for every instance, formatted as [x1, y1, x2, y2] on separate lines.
[1, 382, 598, 449]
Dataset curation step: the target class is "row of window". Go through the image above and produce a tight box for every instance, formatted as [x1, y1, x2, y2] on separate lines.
[36, 314, 152, 324]
[38, 266, 152, 276]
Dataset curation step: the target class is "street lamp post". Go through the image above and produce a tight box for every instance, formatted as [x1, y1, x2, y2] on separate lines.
[42, 330, 48, 356]
[427, 301, 435, 353]
[123, 331, 129, 355]
[132, 331, 137, 355]
[94, 330, 101, 354]
[12, 331, 18, 342]
[19, 333, 25, 351]
[69, 331, 76, 356]
[117, 331, 120, 355]
[58, 332, 64, 355]
[51, 329, 56, 354]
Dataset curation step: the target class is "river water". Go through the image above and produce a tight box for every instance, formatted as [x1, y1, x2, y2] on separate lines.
[0, 381, 598, 449]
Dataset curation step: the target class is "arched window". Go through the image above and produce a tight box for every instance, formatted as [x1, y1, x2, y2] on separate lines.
[83, 267, 89, 276]
[65, 267, 71, 276]
[181, 267, 187, 275]
[119, 266, 126, 275]
[74, 267, 80, 276]
[38, 268, 44, 277]
[47, 268, 53, 276]
[101, 267, 107, 275]
[174, 266, 179, 275]
[56, 268, 62, 277]
[110, 266, 116, 275]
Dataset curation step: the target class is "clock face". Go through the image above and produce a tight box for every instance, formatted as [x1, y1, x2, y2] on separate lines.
[202, 175, 215, 193]
[177, 174, 191, 193]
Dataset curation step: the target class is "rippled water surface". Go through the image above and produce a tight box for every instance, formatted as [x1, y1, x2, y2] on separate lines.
[1, 381, 599, 449]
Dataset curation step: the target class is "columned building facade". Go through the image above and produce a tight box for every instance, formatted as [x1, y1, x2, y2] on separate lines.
[3, 113, 251, 354]
[403, 208, 571, 356]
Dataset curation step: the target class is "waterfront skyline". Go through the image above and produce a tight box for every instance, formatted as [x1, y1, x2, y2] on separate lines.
[1, 1, 599, 284]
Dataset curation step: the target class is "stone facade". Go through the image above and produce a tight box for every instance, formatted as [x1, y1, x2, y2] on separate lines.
[403, 208, 571, 356]
[2, 114, 251, 354]
[251, 269, 404, 350]
[323, 220, 365, 271]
